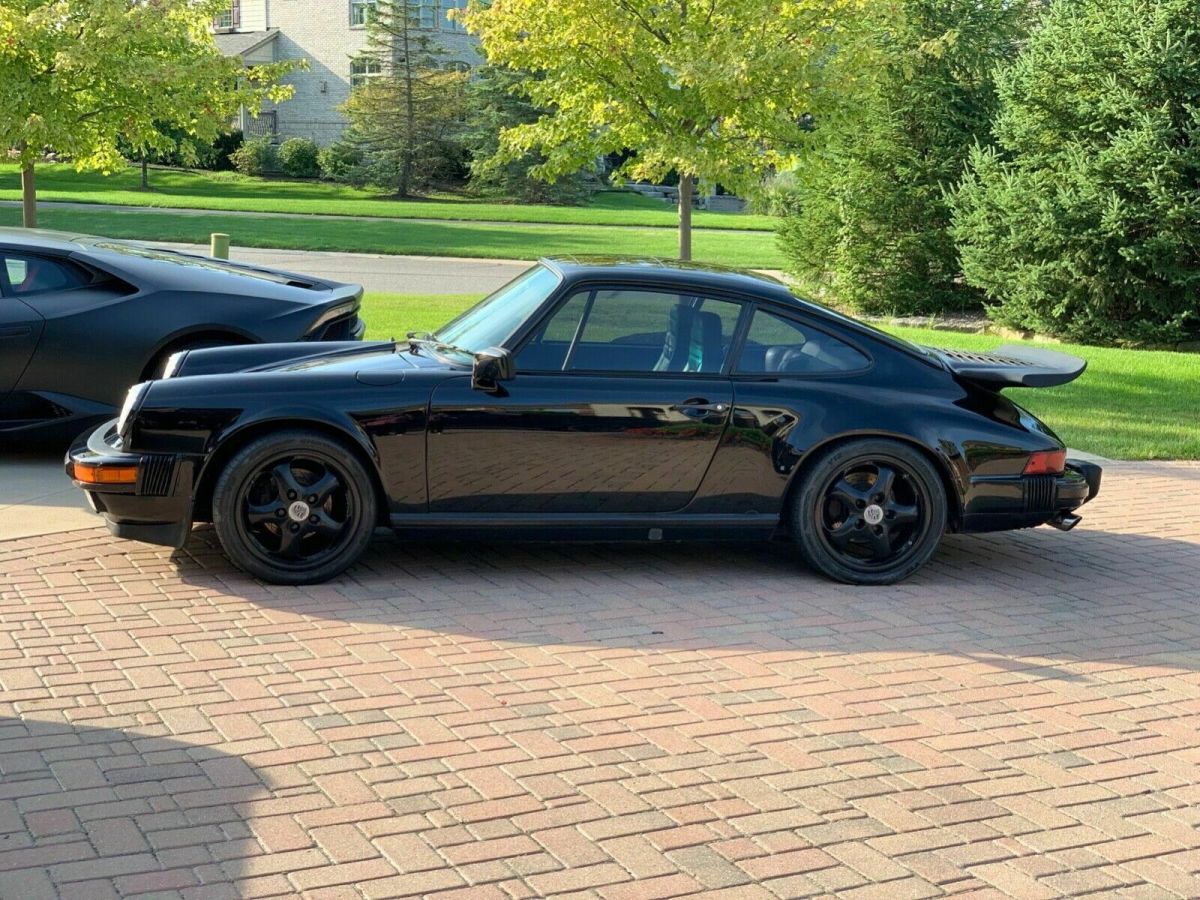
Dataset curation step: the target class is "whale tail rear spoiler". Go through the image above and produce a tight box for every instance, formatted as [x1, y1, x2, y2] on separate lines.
[930, 344, 1087, 391]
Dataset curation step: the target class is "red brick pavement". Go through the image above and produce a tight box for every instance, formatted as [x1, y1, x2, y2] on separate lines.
[1, 461, 1198, 899]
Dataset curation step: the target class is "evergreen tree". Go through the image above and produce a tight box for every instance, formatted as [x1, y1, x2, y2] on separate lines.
[342, 0, 467, 197]
[952, 0, 1200, 344]
[462, 66, 591, 205]
[778, 0, 1037, 317]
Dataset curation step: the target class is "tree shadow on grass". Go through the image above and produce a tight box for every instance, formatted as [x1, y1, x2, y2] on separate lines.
[0, 718, 268, 898]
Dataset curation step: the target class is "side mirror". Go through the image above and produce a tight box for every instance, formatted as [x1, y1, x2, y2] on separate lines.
[471, 347, 515, 392]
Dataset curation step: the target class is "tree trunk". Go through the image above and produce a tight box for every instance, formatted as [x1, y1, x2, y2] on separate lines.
[400, 21, 416, 199]
[21, 164, 37, 228]
[141, 157, 150, 190]
[678, 173, 694, 261]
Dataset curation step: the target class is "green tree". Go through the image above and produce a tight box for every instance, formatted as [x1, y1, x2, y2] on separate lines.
[459, 0, 879, 260]
[343, 0, 467, 198]
[952, 0, 1200, 345]
[0, 0, 295, 227]
[779, 0, 1037, 317]
[463, 65, 591, 205]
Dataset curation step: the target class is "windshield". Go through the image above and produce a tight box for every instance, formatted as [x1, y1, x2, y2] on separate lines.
[435, 265, 562, 352]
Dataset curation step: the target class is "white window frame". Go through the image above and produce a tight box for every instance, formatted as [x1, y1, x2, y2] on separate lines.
[350, 0, 377, 27]
[350, 56, 384, 87]
[213, 0, 239, 31]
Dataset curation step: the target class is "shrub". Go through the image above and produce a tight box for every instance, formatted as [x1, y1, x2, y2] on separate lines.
[746, 172, 801, 217]
[778, 0, 1036, 316]
[277, 137, 321, 178]
[317, 140, 363, 181]
[119, 129, 242, 171]
[208, 130, 243, 171]
[952, 0, 1200, 344]
[229, 137, 277, 176]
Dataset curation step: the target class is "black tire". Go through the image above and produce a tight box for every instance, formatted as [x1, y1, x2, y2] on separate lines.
[791, 438, 947, 585]
[212, 430, 378, 584]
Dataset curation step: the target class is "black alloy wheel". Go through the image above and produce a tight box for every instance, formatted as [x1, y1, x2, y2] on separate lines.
[792, 438, 947, 585]
[213, 431, 378, 584]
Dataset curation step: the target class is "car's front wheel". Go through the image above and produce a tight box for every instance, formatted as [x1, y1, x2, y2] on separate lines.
[212, 431, 378, 584]
[791, 438, 947, 585]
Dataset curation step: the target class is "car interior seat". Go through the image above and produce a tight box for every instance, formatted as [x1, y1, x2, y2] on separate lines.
[654, 304, 724, 373]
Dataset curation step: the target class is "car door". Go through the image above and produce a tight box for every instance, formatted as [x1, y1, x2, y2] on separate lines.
[427, 285, 748, 515]
[0, 255, 47, 397]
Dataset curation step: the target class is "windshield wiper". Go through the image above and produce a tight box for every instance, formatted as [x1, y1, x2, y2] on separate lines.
[405, 332, 474, 362]
[406, 331, 436, 352]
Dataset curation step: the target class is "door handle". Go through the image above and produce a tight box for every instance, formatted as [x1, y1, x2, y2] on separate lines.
[671, 399, 729, 415]
[0, 325, 32, 339]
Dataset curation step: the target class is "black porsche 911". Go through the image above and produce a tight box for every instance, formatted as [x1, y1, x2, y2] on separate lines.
[1, 228, 364, 441]
[67, 256, 1101, 586]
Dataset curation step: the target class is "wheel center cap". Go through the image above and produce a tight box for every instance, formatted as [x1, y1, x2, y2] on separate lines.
[287, 500, 311, 523]
[864, 504, 885, 526]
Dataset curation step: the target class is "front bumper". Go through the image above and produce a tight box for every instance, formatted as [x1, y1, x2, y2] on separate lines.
[66, 420, 195, 549]
[962, 458, 1102, 533]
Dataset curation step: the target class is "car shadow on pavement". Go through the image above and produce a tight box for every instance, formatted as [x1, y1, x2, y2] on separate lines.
[0, 717, 268, 898]
[168, 522, 1200, 682]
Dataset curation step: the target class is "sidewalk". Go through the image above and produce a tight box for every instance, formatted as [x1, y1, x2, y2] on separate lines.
[0, 198, 769, 234]
[147, 242, 529, 295]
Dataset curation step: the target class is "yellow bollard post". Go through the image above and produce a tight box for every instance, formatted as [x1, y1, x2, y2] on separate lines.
[210, 233, 231, 260]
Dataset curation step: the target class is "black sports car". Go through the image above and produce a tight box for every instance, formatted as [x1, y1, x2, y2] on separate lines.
[1, 228, 364, 441]
[67, 257, 1101, 586]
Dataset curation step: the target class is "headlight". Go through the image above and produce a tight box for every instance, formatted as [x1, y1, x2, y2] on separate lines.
[161, 351, 187, 379]
[116, 382, 151, 444]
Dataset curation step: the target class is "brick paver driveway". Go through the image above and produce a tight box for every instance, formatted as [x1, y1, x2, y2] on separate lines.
[2, 461, 1198, 899]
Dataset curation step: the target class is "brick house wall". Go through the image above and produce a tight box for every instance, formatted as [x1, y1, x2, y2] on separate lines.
[217, 0, 482, 145]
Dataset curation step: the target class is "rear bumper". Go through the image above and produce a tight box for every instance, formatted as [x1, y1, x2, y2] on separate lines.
[66, 420, 194, 549]
[962, 458, 1102, 533]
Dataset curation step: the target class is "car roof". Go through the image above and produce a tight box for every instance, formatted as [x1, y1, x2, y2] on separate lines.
[0, 226, 98, 253]
[540, 255, 797, 303]
[538, 255, 942, 368]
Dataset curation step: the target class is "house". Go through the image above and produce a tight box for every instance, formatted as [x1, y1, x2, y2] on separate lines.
[213, 0, 482, 145]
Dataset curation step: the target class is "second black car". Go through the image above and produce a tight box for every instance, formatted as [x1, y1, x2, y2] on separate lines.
[1, 228, 364, 442]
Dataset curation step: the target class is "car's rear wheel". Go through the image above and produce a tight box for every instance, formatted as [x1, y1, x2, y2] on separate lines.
[212, 431, 377, 584]
[791, 439, 947, 585]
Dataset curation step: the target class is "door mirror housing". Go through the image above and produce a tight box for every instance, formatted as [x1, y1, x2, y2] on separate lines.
[471, 347, 515, 392]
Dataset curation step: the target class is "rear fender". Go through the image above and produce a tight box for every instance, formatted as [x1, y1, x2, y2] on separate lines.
[782, 429, 968, 531]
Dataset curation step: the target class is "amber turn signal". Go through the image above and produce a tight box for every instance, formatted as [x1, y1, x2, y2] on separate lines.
[1023, 449, 1067, 476]
[71, 462, 139, 485]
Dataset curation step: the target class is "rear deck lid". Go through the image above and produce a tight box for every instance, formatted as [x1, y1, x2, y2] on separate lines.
[931, 344, 1087, 391]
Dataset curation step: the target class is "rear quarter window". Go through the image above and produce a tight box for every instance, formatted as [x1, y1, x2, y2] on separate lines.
[736, 309, 869, 375]
[1, 254, 90, 296]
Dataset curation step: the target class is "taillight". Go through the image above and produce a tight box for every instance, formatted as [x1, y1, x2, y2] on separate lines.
[1024, 449, 1067, 476]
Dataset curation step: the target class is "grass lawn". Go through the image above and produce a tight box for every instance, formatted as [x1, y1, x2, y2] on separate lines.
[0, 206, 784, 269]
[363, 292, 1199, 460]
[0, 163, 775, 231]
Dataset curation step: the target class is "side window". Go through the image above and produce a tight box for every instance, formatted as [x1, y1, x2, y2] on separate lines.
[521, 287, 743, 374]
[1, 255, 89, 297]
[516, 291, 588, 372]
[736, 309, 869, 375]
